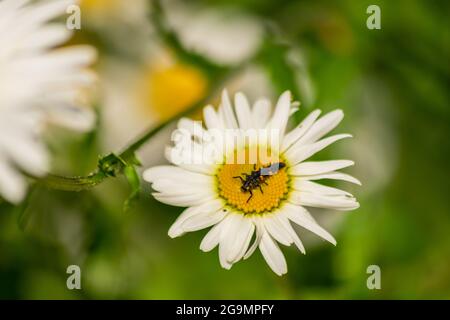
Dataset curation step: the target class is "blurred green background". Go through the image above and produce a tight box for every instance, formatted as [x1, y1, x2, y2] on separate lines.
[0, 0, 449, 299]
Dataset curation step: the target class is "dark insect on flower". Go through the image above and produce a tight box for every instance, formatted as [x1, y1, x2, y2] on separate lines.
[233, 162, 286, 203]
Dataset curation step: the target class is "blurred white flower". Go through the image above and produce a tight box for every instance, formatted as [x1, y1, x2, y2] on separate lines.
[98, 48, 208, 165]
[0, 0, 97, 203]
[163, 0, 264, 66]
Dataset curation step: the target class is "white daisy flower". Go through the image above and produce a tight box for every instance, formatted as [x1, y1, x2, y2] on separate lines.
[143, 90, 360, 276]
[0, 0, 97, 203]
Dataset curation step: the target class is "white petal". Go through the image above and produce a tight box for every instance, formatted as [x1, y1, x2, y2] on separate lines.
[0, 0, 28, 13]
[283, 204, 337, 245]
[244, 217, 264, 259]
[16, 46, 96, 75]
[181, 208, 228, 232]
[153, 192, 216, 207]
[300, 172, 362, 185]
[219, 90, 238, 129]
[168, 200, 224, 238]
[296, 109, 344, 145]
[276, 214, 306, 254]
[43, 46, 97, 70]
[177, 117, 210, 140]
[218, 213, 242, 249]
[46, 105, 95, 132]
[290, 160, 354, 176]
[218, 215, 236, 269]
[281, 109, 321, 151]
[234, 92, 253, 129]
[292, 179, 353, 197]
[21, 0, 75, 29]
[151, 178, 213, 196]
[164, 146, 216, 175]
[251, 98, 271, 128]
[160, 151, 215, 179]
[289, 101, 300, 116]
[0, 133, 49, 176]
[143, 166, 211, 184]
[290, 191, 360, 211]
[203, 105, 223, 130]
[200, 222, 223, 252]
[285, 134, 352, 165]
[226, 215, 254, 263]
[263, 215, 293, 246]
[266, 91, 291, 138]
[259, 231, 288, 276]
[22, 25, 71, 51]
[0, 158, 27, 204]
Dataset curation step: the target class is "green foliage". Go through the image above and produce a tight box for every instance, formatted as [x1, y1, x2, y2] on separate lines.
[123, 164, 141, 212]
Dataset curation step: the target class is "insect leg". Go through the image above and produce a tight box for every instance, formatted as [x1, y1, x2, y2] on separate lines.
[246, 190, 253, 203]
[259, 185, 263, 194]
[233, 176, 245, 182]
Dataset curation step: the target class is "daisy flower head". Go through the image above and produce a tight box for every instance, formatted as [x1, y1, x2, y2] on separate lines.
[143, 90, 360, 275]
[0, 0, 97, 203]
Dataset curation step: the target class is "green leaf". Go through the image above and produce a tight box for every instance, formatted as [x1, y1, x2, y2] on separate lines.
[15, 186, 36, 231]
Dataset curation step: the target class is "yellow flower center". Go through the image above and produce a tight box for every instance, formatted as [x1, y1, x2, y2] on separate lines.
[217, 149, 289, 214]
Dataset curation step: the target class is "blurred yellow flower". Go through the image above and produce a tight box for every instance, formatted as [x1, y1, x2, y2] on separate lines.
[139, 62, 208, 121]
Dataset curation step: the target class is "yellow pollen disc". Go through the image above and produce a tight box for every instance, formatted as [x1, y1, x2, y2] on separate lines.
[217, 160, 289, 215]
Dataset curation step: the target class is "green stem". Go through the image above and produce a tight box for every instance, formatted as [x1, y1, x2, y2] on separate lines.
[39, 172, 107, 192]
